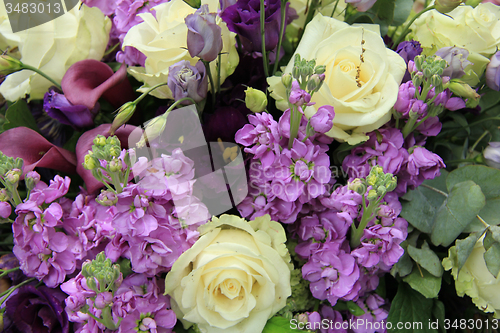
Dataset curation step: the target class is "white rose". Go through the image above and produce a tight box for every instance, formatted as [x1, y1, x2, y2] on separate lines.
[0, 4, 111, 101]
[165, 214, 291, 333]
[410, 3, 500, 84]
[443, 236, 500, 318]
[123, 0, 239, 99]
[268, 14, 406, 145]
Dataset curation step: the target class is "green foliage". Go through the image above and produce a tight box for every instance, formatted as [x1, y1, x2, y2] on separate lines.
[263, 316, 297, 333]
[1, 100, 39, 133]
[387, 283, 444, 333]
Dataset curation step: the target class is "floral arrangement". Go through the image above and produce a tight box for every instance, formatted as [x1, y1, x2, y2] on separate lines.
[0, 0, 500, 332]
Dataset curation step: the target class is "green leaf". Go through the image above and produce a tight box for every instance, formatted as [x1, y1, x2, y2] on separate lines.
[392, 0, 413, 25]
[431, 300, 447, 333]
[447, 112, 470, 135]
[403, 268, 442, 298]
[400, 171, 448, 233]
[391, 250, 413, 277]
[407, 241, 443, 277]
[455, 231, 483, 273]
[387, 283, 437, 333]
[347, 301, 365, 316]
[430, 180, 486, 247]
[484, 243, 500, 278]
[447, 165, 500, 231]
[2, 100, 39, 133]
[263, 316, 296, 333]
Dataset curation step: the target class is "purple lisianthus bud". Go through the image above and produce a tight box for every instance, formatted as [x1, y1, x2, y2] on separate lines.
[484, 142, 500, 169]
[435, 47, 472, 79]
[221, 0, 291, 52]
[345, 0, 377, 12]
[168, 60, 208, 104]
[43, 88, 99, 130]
[486, 51, 500, 91]
[0, 202, 11, 218]
[185, 5, 222, 62]
[5, 285, 69, 333]
[396, 40, 422, 82]
[310, 105, 335, 134]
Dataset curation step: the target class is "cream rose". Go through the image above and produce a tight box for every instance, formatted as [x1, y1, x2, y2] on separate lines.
[268, 14, 406, 145]
[0, 4, 111, 101]
[165, 214, 291, 333]
[443, 236, 500, 318]
[410, 3, 500, 85]
[123, 0, 239, 99]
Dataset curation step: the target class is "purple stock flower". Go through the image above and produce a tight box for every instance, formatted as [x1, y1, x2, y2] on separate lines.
[416, 116, 442, 137]
[185, 5, 223, 62]
[302, 242, 361, 306]
[81, 0, 116, 15]
[435, 46, 472, 79]
[5, 285, 69, 333]
[342, 128, 408, 180]
[43, 88, 99, 130]
[168, 60, 208, 104]
[310, 105, 335, 134]
[221, 0, 292, 52]
[345, 0, 377, 12]
[349, 294, 388, 333]
[406, 147, 446, 182]
[289, 80, 312, 106]
[486, 51, 500, 91]
[0, 201, 11, 218]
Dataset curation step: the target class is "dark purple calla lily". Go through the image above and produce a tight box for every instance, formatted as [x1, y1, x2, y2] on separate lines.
[75, 124, 137, 194]
[61, 59, 135, 110]
[0, 127, 77, 176]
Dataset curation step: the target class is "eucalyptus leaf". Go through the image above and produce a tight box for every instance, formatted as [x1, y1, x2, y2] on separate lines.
[403, 268, 442, 299]
[347, 301, 365, 316]
[455, 231, 483, 273]
[430, 180, 485, 247]
[483, 243, 500, 278]
[391, 250, 413, 277]
[387, 283, 438, 333]
[407, 242, 443, 277]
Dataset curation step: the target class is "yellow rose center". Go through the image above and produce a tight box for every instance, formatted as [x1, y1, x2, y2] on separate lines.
[220, 278, 243, 300]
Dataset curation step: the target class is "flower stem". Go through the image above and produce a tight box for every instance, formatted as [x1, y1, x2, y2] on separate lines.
[135, 82, 169, 104]
[272, 0, 288, 76]
[391, 5, 436, 50]
[288, 105, 301, 149]
[0, 278, 36, 306]
[0, 267, 19, 278]
[260, 0, 269, 77]
[21, 64, 62, 90]
[204, 61, 217, 108]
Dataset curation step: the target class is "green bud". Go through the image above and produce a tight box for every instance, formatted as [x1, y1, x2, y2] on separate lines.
[448, 80, 480, 100]
[292, 65, 300, 79]
[367, 174, 377, 186]
[83, 153, 99, 170]
[412, 72, 424, 87]
[0, 189, 9, 202]
[431, 75, 443, 92]
[110, 102, 137, 135]
[183, 0, 201, 8]
[348, 178, 367, 195]
[314, 65, 326, 75]
[244, 87, 268, 113]
[93, 135, 107, 147]
[281, 73, 293, 89]
[96, 190, 118, 206]
[106, 136, 121, 147]
[386, 177, 397, 192]
[367, 189, 378, 201]
[5, 169, 21, 184]
[307, 74, 325, 94]
[137, 115, 167, 147]
[376, 185, 387, 196]
[464, 0, 481, 6]
[435, 0, 462, 13]
[423, 67, 433, 78]
[108, 146, 121, 158]
[0, 55, 23, 75]
[414, 55, 424, 71]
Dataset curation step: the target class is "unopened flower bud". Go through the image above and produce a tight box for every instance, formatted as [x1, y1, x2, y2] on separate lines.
[0, 55, 23, 75]
[348, 178, 367, 195]
[484, 142, 500, 169]
[108, 159, 122, 173]
[448, 80, 480, 100]
[110, 102, 136, 135]
[0, 189, 9, 202]
[83, 153, 99, 170]
[93, 135, 107, 147]
[5, 169, 21, 184]
[185, 5, 222, 62]
[376, 185, 387, 196]
[307, 74, 325, 93]
[414, 55, 424, 71]
[486, 51, 500, 91]
[412, 72, 424, 87]
[25, 171, 40, 191]
[435, 0, 463, 13]
[281, 73, 293, 88]
[97, 190, 118, 206]
[245, 87, 267, 113]
[314, 65, 326, 75]
[386, 177, 397, 192]
[367, 189, 378, 201]
[108, 146, 121, 158]
[137, 115, 168, 147]
[106, 136, 120, 147]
